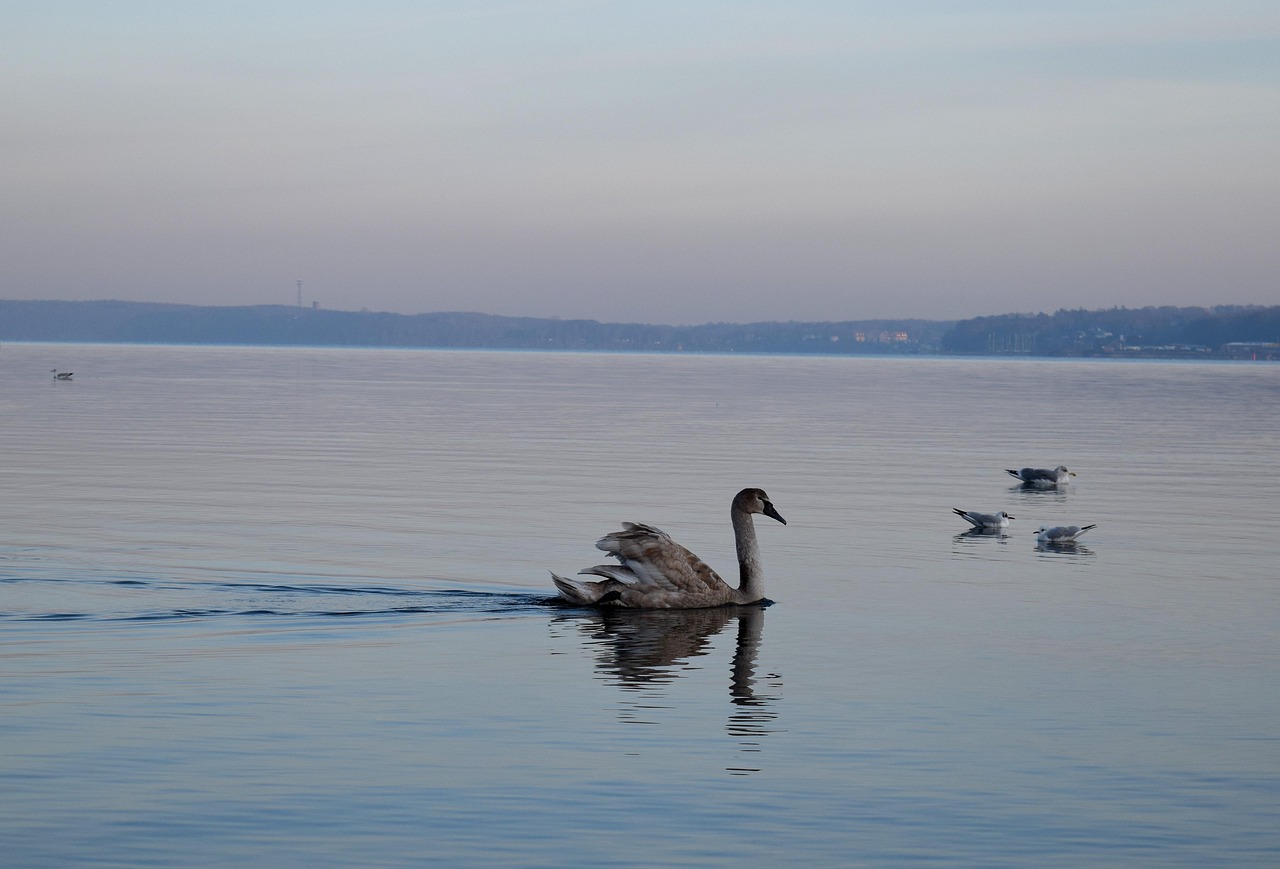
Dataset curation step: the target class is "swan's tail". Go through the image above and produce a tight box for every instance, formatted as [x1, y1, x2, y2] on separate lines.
[551, 572, 604, 605]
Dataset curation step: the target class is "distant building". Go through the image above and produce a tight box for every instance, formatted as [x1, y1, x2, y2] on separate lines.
[1222, 342, 1280, 360]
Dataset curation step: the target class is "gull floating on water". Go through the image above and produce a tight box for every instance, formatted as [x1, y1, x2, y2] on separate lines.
[1035, 524, 1096, 545]
[551, 487, 786, 609]
[51, 369, 73, 380]
[1006, 465, 1074, 487]
[952, 508, 1014, 529]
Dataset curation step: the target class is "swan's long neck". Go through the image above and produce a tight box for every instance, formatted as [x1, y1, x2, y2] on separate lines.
[732, 508, 764, 601]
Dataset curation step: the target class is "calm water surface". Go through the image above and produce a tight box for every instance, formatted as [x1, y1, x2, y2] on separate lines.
[2, 343, 1278, 867]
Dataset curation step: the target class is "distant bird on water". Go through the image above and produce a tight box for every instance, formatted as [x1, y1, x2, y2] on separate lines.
[1035, 524, 1096, 545]
[1006, 465, 1074, 487]
[551, 487, 786, 609]
[952, 508, 1014, 529]
[51, 369, 73, 380]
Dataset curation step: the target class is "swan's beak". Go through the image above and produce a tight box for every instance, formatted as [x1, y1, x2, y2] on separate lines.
[763, 502, 786, 525]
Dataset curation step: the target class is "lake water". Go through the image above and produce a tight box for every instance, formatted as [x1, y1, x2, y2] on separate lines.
[2, 343, 1278, 867]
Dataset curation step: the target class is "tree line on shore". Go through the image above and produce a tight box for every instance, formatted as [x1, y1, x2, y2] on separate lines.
[1, 299, 1276, 357]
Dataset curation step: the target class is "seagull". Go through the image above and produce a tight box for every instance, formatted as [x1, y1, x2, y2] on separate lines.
[952, 508, 1014, 529]
[1035, 524, 1096, 545]
[1006, 465, 1074, 487]
[551, 488, 786, 609]
[51, 369, 74, 380]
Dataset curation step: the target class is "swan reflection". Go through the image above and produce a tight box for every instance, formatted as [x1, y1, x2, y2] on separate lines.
[551, 604, 781, 773]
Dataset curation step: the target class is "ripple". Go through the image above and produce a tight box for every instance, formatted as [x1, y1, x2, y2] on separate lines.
[0, 574, 556, 624]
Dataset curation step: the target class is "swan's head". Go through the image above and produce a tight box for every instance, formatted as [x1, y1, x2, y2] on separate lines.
[735, 487, 786, 525]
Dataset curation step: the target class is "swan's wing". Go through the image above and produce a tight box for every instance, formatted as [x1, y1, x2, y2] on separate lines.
[579, 564, 641, 585]
[595, 524, 728, 595]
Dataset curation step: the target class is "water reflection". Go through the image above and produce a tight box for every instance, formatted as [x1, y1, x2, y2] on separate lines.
[1035, 541, 1095, 557]
[553, 605, 782, 774]
[953, 527, 1013, 542]
[1009, 482, 1072, 500]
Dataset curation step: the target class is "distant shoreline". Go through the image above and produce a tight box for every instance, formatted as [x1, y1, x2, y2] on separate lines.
[2, 299, 1277, 360]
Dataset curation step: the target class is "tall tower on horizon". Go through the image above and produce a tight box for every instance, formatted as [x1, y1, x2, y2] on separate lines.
[296, 279, 302, 308]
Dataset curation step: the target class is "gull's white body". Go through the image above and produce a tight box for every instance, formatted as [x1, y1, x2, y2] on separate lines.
[1006, 465, 1074, 487]
[953, 508, 1014, 529]
[1036, 524, 1096, 544]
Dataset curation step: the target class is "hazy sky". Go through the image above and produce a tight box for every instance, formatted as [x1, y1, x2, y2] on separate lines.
[3, 2, 1278, 324]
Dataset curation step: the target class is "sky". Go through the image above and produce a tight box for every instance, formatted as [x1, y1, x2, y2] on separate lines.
[3, 2, 1278, 325]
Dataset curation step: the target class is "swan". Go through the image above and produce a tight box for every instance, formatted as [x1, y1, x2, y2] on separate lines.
[1035, 523, 1096, 544]
[551, 487, 786, 609]
[952, 508, 1014, 529]
[1006, 465, 1074, 487]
